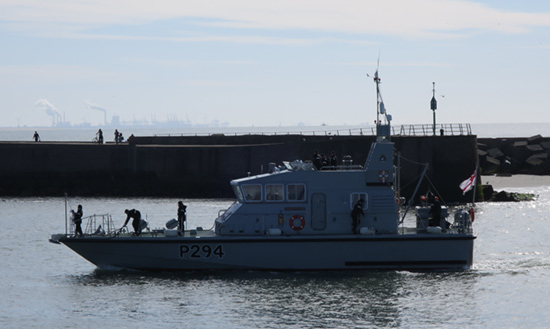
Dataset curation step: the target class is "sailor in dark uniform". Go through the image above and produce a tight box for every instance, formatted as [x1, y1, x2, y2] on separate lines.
[429, 198, 442, 227]
[177, 201, 187, 234]
[123, 209, 142, 236]
[330, 151, 338, 167]
[72, 205, 83, 237]
[351, 199, 365, 234]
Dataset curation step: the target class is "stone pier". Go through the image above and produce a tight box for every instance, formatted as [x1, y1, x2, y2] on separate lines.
[0, 134, 478, 202]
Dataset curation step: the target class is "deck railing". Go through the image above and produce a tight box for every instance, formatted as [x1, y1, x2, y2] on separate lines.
[70, 214, 115, 235]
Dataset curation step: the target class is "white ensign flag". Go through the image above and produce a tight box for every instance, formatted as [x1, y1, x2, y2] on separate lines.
[459, 171, 477, 195]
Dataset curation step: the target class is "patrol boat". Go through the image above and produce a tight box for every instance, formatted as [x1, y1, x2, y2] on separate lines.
[50, 71, 475, 271]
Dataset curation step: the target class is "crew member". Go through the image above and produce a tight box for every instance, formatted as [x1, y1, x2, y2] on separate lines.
[330, 151, 338, 168]
[429, 198, 442, 227]
[313, 151, 322, 170]
[123, 209, 142, 236]
[351, 199, 365, 234]
[71, 205, 83, 237]
[177, 201, 187, 234]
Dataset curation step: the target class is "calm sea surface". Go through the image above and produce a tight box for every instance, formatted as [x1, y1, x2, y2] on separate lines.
[1, 185, 549, 328]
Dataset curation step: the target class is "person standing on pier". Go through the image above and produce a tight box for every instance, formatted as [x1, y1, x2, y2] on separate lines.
[96, 129, 103, 144]
[114, 129, 124, 144]
[33, 131, 40, 142]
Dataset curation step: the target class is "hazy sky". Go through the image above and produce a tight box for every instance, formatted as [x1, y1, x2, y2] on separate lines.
[1, 0, 550, 127]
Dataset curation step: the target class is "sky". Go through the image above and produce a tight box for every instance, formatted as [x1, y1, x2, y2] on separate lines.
[1, 0, 550, 128]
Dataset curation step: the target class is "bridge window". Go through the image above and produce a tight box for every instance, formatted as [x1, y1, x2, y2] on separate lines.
[350, 193, 368, 209]
[265, 184, 284, 201]
[232, 185, 244, 202]
[287, 184, 306, 201]
[242, 184, 262, 202]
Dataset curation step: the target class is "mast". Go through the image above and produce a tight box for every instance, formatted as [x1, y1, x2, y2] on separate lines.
[64, 193, 68, 235]
[374, 70, 381, 124]
[471, 165, 478, 205]
[372, 69, 391, 140]
[431, 82, 437, 135]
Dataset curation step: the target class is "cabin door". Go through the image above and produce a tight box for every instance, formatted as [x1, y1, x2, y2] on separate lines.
[311, 193, 326, 230]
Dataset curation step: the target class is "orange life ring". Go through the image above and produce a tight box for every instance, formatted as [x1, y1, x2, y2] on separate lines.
[468, 207, 475, 222]
[289, 214, 306, 231]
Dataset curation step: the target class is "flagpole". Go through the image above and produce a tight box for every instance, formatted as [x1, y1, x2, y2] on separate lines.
[471, 165, 478, 206]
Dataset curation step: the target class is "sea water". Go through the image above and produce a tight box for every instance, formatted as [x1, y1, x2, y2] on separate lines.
[1, 186, 549, 329]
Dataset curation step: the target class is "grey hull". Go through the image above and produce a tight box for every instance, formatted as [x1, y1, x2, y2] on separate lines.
[60, 234, 475, 271]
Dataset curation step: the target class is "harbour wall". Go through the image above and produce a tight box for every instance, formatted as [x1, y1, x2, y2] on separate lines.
[0, 134, 478, 202]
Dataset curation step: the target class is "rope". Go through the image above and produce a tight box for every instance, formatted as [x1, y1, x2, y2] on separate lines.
[398, 153, 429, 166]
[399, 171, 428, 191]
[396, 153, 448, 206]
[424, 175, 448, 207]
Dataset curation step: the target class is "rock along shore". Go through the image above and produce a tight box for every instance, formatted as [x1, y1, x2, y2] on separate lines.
[478, 135, 550, 176]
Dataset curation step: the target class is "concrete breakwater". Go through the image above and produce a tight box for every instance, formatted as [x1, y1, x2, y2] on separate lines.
[0, 134, 477, 202]
[478, 135, 550, 176]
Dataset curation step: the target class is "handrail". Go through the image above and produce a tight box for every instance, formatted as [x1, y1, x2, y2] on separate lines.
[145, 123, 471, 138]
[399, 123, 471, 136]
[81, 214, 114, 235]
[150, 127, 376, 137]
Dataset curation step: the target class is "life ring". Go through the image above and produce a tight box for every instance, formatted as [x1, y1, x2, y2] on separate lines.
[289, 214, 306, 231]
[378, 170, 389, 183]
[468, 207, 475, 222]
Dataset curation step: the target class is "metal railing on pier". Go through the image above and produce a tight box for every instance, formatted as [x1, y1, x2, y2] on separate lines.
[148, 123, 472, 138]
[150, 127, 375, 137]
[398, 123, 472, 136]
